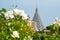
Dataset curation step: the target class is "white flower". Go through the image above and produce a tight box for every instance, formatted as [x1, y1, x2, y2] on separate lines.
[53, 22, 56, 24]
[11, 31, 19, 38]
[13, 9, 21, 15]
[55, 17, 59, 21]
[58, 23, 60, 26]
[5, 11, 14, 19]
[52, 17, 60, 26]
[13, 9, 28, 20]
[22, 14, 28, 20]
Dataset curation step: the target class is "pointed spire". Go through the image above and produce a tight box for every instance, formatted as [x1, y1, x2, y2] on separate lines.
[36, 7, 38, 13]
[33, 7, 44, 31]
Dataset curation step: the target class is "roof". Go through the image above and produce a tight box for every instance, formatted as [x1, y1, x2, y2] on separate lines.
[33, 7, 44, 31]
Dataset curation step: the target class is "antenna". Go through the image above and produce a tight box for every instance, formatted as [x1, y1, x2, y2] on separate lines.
[35, 0, 38, 8]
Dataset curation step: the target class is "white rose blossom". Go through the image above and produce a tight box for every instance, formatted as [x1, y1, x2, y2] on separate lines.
[11, 31, 19, 38]
[53, 17, 60, 26]
[4, 9, 28, 20]
[22, 13, 28, 20]
[58, 23, 60, 26]
[13, 9, 28, 20]
[5, 11, 14, 19]
[55, 17, 59, 21]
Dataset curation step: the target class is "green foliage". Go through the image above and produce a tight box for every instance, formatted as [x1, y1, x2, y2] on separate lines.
[0, 8, 7, 13]
[0, 8, 35, 40]
[1, 8, 60, 40]
[33, 32, 42, 40]
[33, 32, 60, 40]
[33, 23, 60, 40]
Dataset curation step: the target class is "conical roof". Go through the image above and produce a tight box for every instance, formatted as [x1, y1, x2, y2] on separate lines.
[33, 8, 44, 31]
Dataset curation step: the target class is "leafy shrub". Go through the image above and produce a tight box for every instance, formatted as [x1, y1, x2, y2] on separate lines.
[0, 8, 35, 40]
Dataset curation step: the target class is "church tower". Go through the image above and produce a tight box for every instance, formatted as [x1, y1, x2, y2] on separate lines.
[33, 7, 44, 31]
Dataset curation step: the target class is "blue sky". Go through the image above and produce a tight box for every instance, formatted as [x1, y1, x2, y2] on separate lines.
[0, 0, 60, 27]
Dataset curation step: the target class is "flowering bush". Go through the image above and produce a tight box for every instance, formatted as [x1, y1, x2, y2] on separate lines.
[0, 8, 35, 40]
[33, 17, 60, 40]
